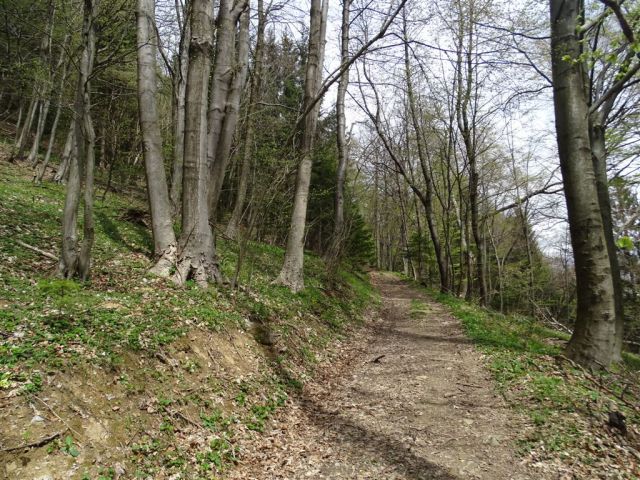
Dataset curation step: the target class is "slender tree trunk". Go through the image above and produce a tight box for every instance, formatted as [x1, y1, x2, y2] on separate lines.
[171, 0, 222, 286]
[550, 0, 619, 367]
[37, 55, 70, 183]
[137, 0, 178, 276]
[27, 99, 51, 166]
[208, 2, 250, 223]
[403, 13, 448, 293]
[59, 0, 99, 281]
[325, 0, 352, 263]
[275, 0, 328, 291]
[14, 101, 24, 145]
[54, 127, 74, 183]
[12, 97, 37, 161]
[590, 119, 624, 361]
[170, 5, 190, 215]
[226, 0, 266, 239]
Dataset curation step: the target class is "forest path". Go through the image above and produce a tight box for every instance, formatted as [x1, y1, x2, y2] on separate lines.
[229, 272, 531, 479]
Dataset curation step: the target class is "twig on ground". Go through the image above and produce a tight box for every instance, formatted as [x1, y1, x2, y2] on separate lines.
[15, 240, 57, 261]
[33, 395, 85, 445]
[1, 430, 65, 452]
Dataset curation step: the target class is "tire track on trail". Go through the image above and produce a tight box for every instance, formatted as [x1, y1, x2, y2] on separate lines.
[229, 272, 533, 479]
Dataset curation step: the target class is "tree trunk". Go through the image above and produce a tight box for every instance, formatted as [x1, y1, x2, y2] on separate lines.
[208, 2, 250, 223]
[274, 0, 328, 292]
[403, 16, 448, 293]
[27, 99, 51, 166]
[12, 96, 37, 161]
[137, 0, 178, 276]
[37, 54, 70, 183]
[325, 0, 352, 263]
[171, 0, 222, 287]
[54, 127, 74, 183]
[170, 5, 190, 215]
[550, 0, 619, 367]
[59, 0, 99, 281]
[226, 0, 265, 239]
[590, 122, 624, 361]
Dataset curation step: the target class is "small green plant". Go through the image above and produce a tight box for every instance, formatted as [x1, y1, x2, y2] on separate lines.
[62, 435, 80, 457]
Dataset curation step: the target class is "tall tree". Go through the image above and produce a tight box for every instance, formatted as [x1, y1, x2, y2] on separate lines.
[274, 0, 328, 292]
[59, 0, 100, 280]
[136, 0, 178, 276]
[550, 0, 620, 367]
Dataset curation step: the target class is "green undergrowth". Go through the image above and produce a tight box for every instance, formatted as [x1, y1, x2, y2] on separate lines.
[0, 159, 376, 479]
[432, 289, 640, 478]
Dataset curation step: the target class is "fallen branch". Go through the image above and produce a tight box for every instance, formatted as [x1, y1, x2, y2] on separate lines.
[33, 395, 85, 445]
[1, 430, 65, 452]
[15, 240, 57, 261]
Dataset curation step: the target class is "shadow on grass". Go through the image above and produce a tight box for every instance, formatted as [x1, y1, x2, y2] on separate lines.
[96, 210, 153, 256]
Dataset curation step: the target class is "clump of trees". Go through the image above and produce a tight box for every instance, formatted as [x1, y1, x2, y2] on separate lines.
[1, 0, 639, 369]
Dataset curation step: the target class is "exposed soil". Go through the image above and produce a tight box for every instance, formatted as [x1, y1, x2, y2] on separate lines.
[229, 272, 533, 479]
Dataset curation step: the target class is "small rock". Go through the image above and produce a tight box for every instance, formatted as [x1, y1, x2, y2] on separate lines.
[30, 415, 46, 424]
[463, 418, 474, 426]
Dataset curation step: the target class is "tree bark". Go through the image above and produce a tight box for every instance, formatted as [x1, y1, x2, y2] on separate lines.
[324, 0, 352, 264]
[170, 4, 190, 215]
[54, 127, 74, 184]
[208, 1, 250, 224]
[137, 0, 178, 276]
[550, 0, 619, 367]
[59, 0, 99, 281]
[171, 0, 222, 287]
[226, 0, 266, 239]
[274, 0, 328, 292]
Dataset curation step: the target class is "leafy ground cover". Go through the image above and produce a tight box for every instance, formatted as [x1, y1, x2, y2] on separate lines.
[434, 290, 640, 479]
[0, 157, 376, 479]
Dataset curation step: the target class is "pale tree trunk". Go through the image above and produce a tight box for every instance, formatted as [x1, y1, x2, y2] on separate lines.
[455, 1, 487, 305]
[14, 102, 24, 145]
[170, 4, 190, 215]
[27, 0, 56, 167]
[226, 0, 266, 239]
[550, 0, 619, 367]
[36, 52, 70, 183]
[324, 0, 352, 263]
[275, 0, 328, 292]
[137, 0, 178, 276]
[27, 99, 51, 166]
[171, 0, 222, 287]
[403, 12, 448, 293]
[208, 2, 250, 223]
[12, 97, 37, 161]
[54, 127, 74, 183]
[59, 0, 99, 281]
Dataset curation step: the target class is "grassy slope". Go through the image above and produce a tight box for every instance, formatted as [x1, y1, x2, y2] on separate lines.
[432, 289, 640, 479]
[0, 158, 376, 479]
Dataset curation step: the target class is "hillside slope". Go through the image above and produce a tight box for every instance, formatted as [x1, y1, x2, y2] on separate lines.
[0, 156, 376, 480]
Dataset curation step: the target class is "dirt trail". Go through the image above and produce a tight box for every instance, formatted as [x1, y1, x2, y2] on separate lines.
[230, 272, 531, 479]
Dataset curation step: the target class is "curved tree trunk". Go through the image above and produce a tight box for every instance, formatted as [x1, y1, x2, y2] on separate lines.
[550, 0, 619, 368]
[137, 0, 178, 276]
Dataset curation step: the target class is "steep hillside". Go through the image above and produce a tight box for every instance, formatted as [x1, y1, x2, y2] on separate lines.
[0, 155, 376, 480]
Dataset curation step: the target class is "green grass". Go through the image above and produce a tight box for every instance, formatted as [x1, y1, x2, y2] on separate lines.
[0, 157, 376, 478]
[429, 288, 640, 477]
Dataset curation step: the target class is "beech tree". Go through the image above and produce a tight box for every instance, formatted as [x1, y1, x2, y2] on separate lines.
[136, 0, 177, 276]
[274, 0, 329, 292]
[550, 0, 619, 367]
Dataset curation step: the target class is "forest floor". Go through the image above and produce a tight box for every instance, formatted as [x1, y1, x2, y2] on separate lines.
[229, 272, 533, 480]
